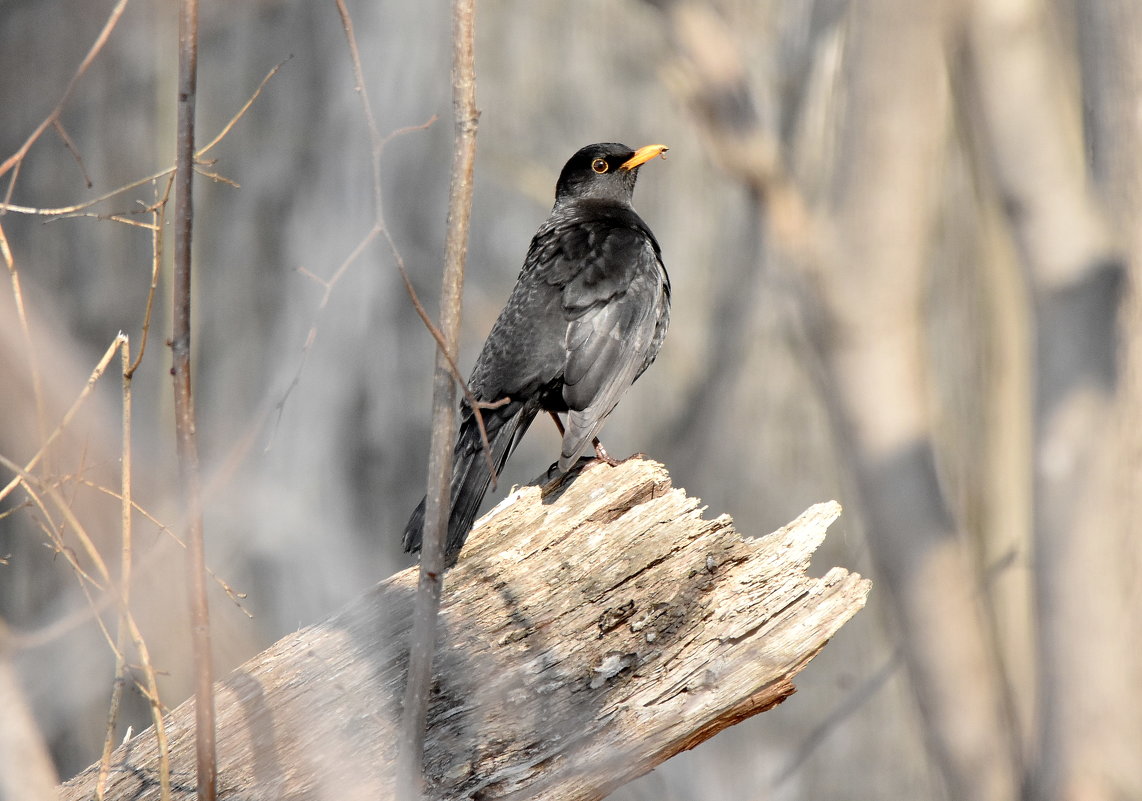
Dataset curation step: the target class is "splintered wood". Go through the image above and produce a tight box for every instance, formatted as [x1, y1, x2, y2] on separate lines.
[62, 457, 870, 801]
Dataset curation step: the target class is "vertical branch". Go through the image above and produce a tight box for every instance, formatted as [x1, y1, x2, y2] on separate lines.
[396, 0, 479, 797]
[171, 1, 215, 800]
[96, 337, 149, 801]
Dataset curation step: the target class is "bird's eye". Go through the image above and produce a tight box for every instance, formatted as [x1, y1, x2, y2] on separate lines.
[591, 158, 609, 174]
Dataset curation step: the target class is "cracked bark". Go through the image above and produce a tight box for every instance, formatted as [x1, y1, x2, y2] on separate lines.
[60, 457, 869, 801]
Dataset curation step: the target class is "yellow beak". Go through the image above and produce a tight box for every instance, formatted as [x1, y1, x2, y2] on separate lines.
[620, 144, 670, 171]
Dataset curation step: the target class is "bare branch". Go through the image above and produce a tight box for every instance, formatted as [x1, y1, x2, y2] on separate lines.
[332, 0, 499, 483]
[397, 0, 479, 797]
[95, 339, 134, 801]
[169, 1, 215, 799]
[0, 0, 130, 193]
[0, 168, 175, 216]
[0, 58, 283, 218]
[0, 336, 124, 506]
[52, 119, 94, 189]
[197, 58, 292, 157]
[0, 448, 172, 797]
[127, 176, 173, 377]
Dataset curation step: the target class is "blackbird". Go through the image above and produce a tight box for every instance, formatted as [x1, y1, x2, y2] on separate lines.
[403, 142, 671, 562]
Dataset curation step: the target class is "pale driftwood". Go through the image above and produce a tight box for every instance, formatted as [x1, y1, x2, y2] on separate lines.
[61, 457, 870, 801]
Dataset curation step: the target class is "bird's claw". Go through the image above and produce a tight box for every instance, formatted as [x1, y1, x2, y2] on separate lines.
[592, 439, 620, 467]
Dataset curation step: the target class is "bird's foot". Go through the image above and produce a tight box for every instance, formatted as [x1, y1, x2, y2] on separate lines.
[592, 438, 620, 467]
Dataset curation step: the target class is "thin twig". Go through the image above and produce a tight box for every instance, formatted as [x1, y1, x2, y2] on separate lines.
[47, 212, 158, 229]
[0, 0, 130, 195]
[193, 168, 238, 188]
[74, 478, 251, 612]
[96, 338, 134, 801]
[0, 59, 284, 219]
[331, 0, 385, 216]
[2, 451, 173, 798]
[0, 336, 124, 506]
[11, 469, 103, 591]
[331, 0, 500, 483]
[198, 58, 292, 157]
[0, 12, 278, 796]
[0, 167, 175, 216]
[10, 473, 250, 654]
[396, 0, 479, 797]
[128, 176, 173, 377]
[170, 1, 215, 799]
[52, 119, 94, 189]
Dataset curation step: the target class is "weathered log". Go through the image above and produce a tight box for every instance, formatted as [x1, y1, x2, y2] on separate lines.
[60, 457, 870, 801]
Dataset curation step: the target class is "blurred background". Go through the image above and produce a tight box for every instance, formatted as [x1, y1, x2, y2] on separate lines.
[2, 0, 1140, 799]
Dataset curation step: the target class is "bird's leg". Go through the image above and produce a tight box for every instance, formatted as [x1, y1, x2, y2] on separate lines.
[547, 413, 617, 468]
[547, 411, 566, 436]
[544, 413, 568, 479]
[592, 437, 620, 466]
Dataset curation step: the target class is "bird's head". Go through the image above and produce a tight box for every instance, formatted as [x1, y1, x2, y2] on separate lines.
[553, 143, 669, 205]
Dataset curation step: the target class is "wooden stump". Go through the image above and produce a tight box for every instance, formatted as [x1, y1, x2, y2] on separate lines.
[61, 457, 870, 801]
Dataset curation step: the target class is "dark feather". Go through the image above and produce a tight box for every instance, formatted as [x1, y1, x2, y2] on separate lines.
[402, 143, 670, 563]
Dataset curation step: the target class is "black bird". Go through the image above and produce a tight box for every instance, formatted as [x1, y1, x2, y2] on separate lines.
[403, 142, 671, 562]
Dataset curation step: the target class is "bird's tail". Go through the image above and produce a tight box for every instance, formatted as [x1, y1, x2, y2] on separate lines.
[402, 401, 535, 563]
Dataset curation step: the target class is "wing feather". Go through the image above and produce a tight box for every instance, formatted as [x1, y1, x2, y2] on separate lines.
[559, 234, 665, 470]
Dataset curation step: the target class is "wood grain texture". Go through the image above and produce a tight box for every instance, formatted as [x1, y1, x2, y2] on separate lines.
[60, 457, 870, 801]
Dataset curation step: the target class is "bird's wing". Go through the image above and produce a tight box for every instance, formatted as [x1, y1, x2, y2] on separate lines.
[558, 226, 664, 470]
